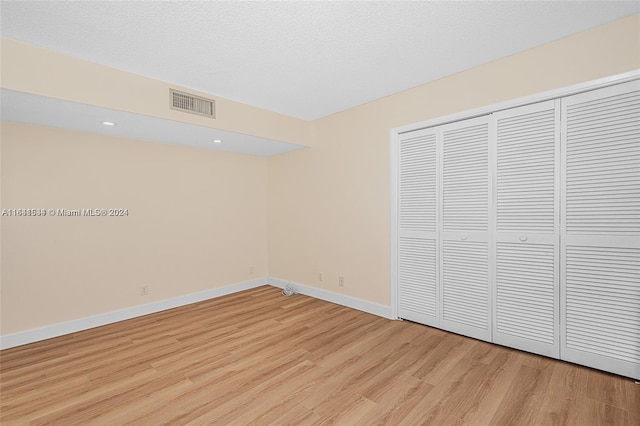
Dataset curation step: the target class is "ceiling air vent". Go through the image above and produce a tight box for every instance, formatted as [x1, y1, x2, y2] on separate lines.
[170, 89, 215, 118]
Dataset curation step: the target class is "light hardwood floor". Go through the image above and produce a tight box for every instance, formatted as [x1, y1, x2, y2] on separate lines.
[1, 286, 638, 425]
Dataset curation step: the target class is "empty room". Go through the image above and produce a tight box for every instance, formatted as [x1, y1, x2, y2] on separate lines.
[1, 1, 639, 425]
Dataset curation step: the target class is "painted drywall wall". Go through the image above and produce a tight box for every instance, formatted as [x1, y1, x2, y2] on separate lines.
[268, 14, 640, 306]
[1, 122, 268, 334]
[0, 38, 312, 147]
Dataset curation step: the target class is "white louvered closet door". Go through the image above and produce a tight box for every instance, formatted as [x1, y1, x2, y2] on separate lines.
[561, 80, 640, 380]
[493, 100, 560, 358]
[439, 116, 492, 341]
[397, 128, 439, 326]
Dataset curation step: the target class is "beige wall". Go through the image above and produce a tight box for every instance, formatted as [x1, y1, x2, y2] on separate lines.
[1, 122, 268, 334]
[268, 14, 640, 305]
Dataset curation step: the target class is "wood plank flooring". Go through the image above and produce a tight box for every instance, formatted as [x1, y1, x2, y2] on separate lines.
[1, 286, 638, 425]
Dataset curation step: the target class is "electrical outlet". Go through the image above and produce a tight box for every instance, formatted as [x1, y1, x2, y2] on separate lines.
[141, 285, 149, 296]
[249, 265, 255, 275]
[318, 272, 324, 282]
[338, 276, 344, 287]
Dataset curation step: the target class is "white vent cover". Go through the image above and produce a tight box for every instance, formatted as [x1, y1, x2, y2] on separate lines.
[170, 89, 215, 118]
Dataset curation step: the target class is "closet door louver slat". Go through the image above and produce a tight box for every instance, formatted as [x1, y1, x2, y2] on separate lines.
[442, 240, 489, 328]
[561, 80, 640, 380]
[399, 238, 437, 321]
[442, 122, 489, 232]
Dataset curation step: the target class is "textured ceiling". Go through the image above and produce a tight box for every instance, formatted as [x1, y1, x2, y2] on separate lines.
[1, 1, 639, 120]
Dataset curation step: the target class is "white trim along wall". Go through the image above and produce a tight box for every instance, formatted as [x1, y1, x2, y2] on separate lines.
[0, 278, 268, 350]
[0, 277, 394, 350]
[268, 277, 393, 319]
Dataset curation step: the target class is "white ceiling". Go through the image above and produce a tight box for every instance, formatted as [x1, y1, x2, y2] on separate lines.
[1, 1, 638, 121]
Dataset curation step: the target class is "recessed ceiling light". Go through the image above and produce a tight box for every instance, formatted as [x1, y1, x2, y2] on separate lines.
[212, 139, 222, 144]
[101, 121, 116, 126]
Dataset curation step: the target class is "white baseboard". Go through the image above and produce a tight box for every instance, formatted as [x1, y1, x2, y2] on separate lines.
[0, 277, 268, 350]
[1, 277, 394, 350]
[268, 277, 393, 319]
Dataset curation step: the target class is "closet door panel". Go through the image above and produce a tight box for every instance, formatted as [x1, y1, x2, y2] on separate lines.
[442, 240, 489, 334]
[561, 80, 640, 380]
[399, 236, 437, 325]
[397, 129, 439, 326]
[440, 116, 491, 341]
[495, 242, 556, 348]
[493, 100, 560, 358]
[564, 244, 640, 368]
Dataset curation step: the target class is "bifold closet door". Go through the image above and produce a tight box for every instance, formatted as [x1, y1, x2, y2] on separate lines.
[492, 100, 560, 358]
[397, 128, 439, 326]
[439, 116, 492, 341]
[561, 80, 640, 380]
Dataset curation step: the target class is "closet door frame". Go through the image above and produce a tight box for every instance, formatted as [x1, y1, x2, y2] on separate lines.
[390, 70, 640, 379]
[392, 70, 638, 321]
